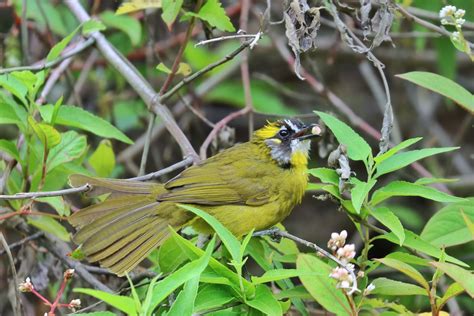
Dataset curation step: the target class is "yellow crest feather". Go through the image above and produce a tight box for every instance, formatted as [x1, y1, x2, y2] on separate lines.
[254, 121, 280, 139]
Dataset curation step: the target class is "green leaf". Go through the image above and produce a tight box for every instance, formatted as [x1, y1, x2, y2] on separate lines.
[21, 0, 69, 36]
[371, 277, 428, 296]
[437, 282, 464, 308]
[251, 269, 321, 284]
[46, 26, 80, 62]
[274, 286, 311, 300]
[194, 284, 235, 313]
[162, 0, 183, 27]
[36, 196, 70, 217]
[157, 235, 188, 273]
[74, 312, 117, 316]
[371, 207, 405, 245]
[149, 236, 216, 310]
[156, 62, 172, 74]
[315, 111, 372, 162]
[375, 147, 458, 178]
[206, 80, 296, 115]
[27, 216, 70, 242]
[191, 0, 235, 32]
[0, 74, 28, 106]
[116, 0, 162, 14]
[178, 204, 241, 265]
[414, 177, 458, 185]
[47, 131, 87, 172]
[351, 178, 376, 214]
[39, 105, 133, 144]
[0, 139, 20, 161]
[421, 198, 474, 247]
[82, 19, 107, 35]
[430, 262, 474, 298]
[167, 276, 200, 316]
[371, 181, 465, 206]
[170, 229, 254, 297]
[89, 140, 115, 177]
[308, 168, 339, 185]
[28, 117, 61, 149]
[385, 252, 429, 267]
[246, 285, 282, 316]
[297, 254, 352, 316]
[374, 137, 422, 165]
[376, 229, 468, 267]
[375, 257, 429, 289]
[74, 288, 137, 315]
[100, 11, 142, 46]
[49, 96, 63, 126]
[397, 71, 474, 113]
[0, 94, 27, 129]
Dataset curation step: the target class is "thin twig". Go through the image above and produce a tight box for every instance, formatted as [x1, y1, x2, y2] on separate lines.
[20, 0, 28, 65]
[0, 232, 44, 256]
[36, 57, 74, 104]
[128, 157, 193, 181]
[254, 228, 359, 295]
[0, 38, 95, 75]
[0, 232, 22, 316]
[138, 112, 156, 176]
[160, 38, 254, 102]
[195, 33, 262, 47]
[199, 107, 250, 159]
[0, 158, 192, 200]
[0, 184, 91, 200]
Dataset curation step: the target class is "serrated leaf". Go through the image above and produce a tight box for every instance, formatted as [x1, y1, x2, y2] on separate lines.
[374, 137, 422, 164]
[100, 11, 142, 46]
[116, 0, 162, 15]
[371, 277, 427, 296]
[89, 140, 115, 177]
[82, 19, 107, 35]
[27, 216, 70, 241]
[397, 71, 474, 113]
[430, 262, 474, 298]
[47, 131, 87, 172]
[351, 178, 376, 214]
[375, 147, 458, 178]
[0, 139, 20, 161]
[74, 288, 137, 315]
[315, 111, 372, 162]
[191, 0, 235, 32]
[371, 207, 405, 245]
[297, 254, 351, 316]
[371, 181, 464, 206]
[162, 0, 183, 27]
[375, 257, 429, 289]
[421, 199, 474, 247]
[39, 105, 133, 144]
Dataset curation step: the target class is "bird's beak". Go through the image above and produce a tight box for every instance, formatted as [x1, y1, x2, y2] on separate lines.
[293, 124, 322, 141]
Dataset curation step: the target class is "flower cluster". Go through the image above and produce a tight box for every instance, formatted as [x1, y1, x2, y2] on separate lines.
[69, 299, 82, 312]
[439, 5, 466, 28]
[327, 230, 358, 290]
[18, 277, 34, 292]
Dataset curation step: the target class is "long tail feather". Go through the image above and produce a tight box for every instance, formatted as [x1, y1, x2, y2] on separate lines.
[68, 175, 192, 276]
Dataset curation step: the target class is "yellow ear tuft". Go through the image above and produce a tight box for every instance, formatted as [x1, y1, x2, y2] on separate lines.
[254, 122, 280, 139]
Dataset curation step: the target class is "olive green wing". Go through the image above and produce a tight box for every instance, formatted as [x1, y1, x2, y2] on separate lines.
[158, 144, 278, 206]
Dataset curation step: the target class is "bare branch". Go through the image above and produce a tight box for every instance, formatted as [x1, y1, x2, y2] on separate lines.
[129, 157, 193, 181]
[0, 232, 22, 316]
[254, 228, 359, 295]
[0, 185, 91, 200]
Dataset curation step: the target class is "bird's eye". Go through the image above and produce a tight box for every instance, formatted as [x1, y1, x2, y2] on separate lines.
[279, 129, 289, 137]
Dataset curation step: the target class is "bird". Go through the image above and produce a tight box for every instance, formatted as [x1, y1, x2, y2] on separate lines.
[68, 119, 322, 275]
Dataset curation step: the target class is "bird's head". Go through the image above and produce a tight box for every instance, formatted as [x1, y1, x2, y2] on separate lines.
[253, 119, 322, 168]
